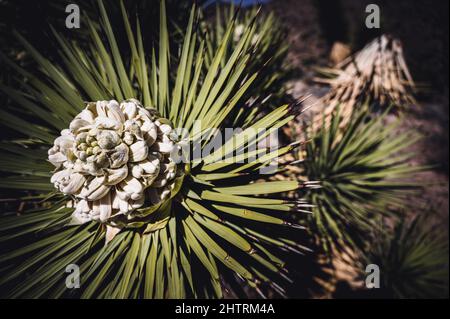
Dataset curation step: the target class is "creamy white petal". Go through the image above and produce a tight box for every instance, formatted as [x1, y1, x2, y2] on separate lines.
[110, 143, 129, 168]
[139, 155, 160, 175]
[96, 101, 109, 117]
[79, 176, 105, 198]
[95, 117, 121, 130]
[70, 119, 91, 133]
[130, 192, 143, 200]
[54, 135, 74, 149]
[62, 173, 86, 194]
[104, 166, 128, 185]
[159, 124, 172, 135]
[131, 165, 143, 179]
[48, 146, 58, 155]
[51, 169, 70, 184]
[121, 102, 137, 119]
[129, 141, 148, 162]
[119, 197, 130, 213]
[75, 199, 91, 214]
[152, 141, 174, 154]
[106, 100, 125, 123]
[78, 109, 95, 123]
[99, 192, 112, 222]
[120, 176, 144, 195]
[141, 119, 157, 143]
[87, 184, 110, 201]
[92, 201, 100, 215]
[111, 193, 121, 210]
[48, 152, 67, 165]
[124, 120, 143, 140]
[116, 185, 131, 201]
[123, 132, 134, 145]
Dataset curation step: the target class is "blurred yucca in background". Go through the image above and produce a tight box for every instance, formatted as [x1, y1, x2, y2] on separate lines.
[313, 35, 416, 130]
[0, 0, 308, 298]
[300, 106, 424, 254]
[358, 213, 449, 299]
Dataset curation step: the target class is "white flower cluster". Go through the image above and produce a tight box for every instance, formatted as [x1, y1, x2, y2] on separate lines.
[48, 99, 179, 225]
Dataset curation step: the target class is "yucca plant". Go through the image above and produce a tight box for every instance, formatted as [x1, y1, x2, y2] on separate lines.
[313, 35, 416, 130]
[300, 106, 424, 254]
[359, 213, 449, 298]
[201, 4, 290, 126]
[0, 0, 310, 298]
